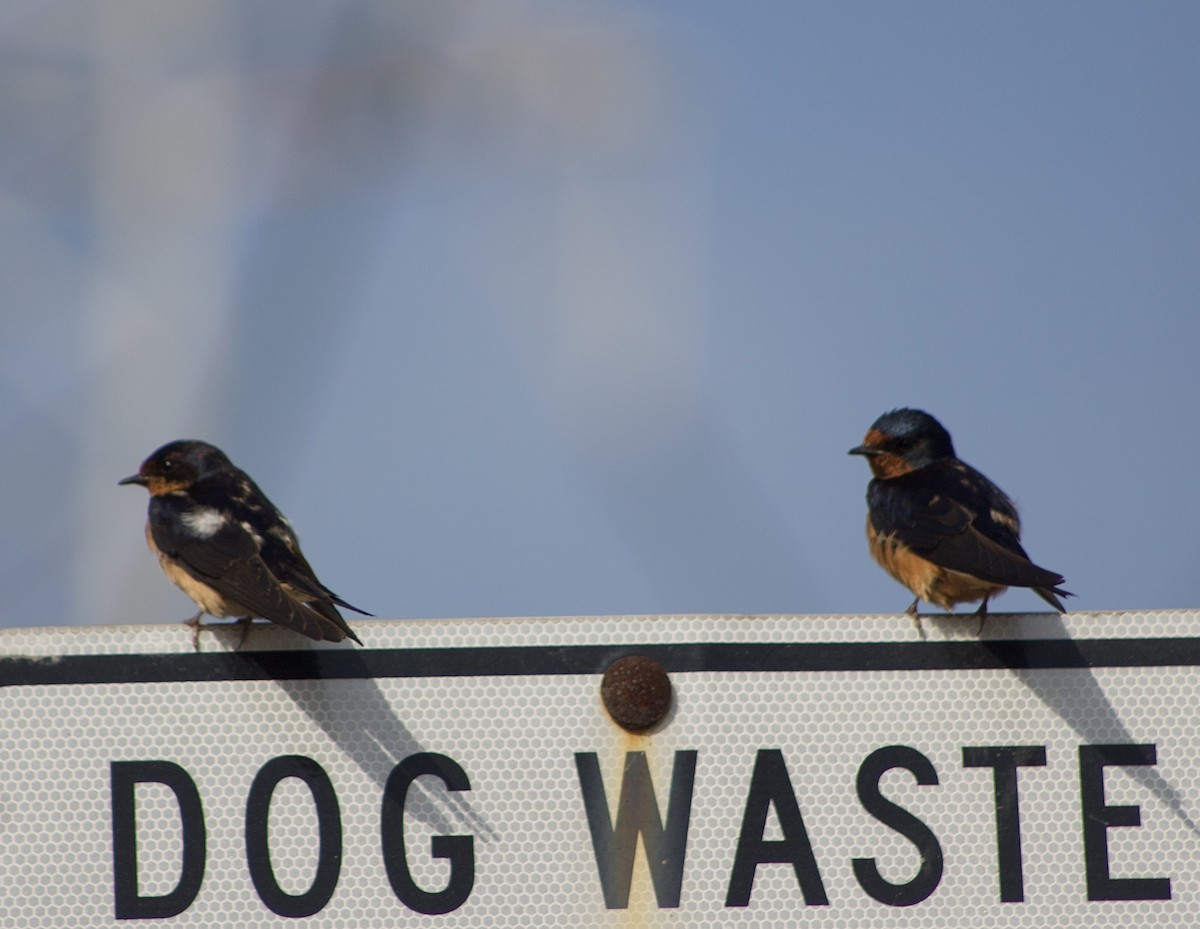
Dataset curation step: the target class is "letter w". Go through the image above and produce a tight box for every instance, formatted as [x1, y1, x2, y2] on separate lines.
[575, 751, 698, 909]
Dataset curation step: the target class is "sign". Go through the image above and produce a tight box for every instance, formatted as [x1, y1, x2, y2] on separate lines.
[1, 611, 1198, 926]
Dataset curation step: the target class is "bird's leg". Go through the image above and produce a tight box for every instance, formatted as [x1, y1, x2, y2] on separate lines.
[233, 616, 254, 651]
[183, 611, 205, 652]
[905, 598, 927, 640]
[974, 596, 990, 636]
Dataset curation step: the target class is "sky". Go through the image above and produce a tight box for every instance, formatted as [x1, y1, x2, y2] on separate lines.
[2, 1, 1198, 632]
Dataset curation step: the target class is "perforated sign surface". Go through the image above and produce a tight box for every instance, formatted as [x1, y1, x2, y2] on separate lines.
[1, 611, 1198, 927]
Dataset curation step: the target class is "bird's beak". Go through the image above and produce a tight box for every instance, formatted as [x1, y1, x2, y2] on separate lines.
[847, 445, 880, 457]
[118, 473, 147, 487]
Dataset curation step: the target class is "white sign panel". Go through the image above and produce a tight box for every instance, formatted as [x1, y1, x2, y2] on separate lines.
[1, 611, 1198, 927]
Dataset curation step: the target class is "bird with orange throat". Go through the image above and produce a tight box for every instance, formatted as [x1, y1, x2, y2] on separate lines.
[849, 408, 1069, 634]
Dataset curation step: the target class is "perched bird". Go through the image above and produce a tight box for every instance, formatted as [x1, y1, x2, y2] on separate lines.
[120, 440, 367, 646]
[849, 408, 1069, 625]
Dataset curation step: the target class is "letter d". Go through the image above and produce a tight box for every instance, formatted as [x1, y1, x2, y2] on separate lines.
[111, 761, 206, 919]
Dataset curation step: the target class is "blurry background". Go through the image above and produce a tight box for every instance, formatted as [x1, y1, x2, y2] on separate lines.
[2, 1, 1198, 630]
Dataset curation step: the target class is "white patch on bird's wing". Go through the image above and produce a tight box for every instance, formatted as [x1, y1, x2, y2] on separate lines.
[240, 520, 264, 546]
[268, 523, 299, 550]
[990, 507, 1020, 533]
[181, 508, 227, 538]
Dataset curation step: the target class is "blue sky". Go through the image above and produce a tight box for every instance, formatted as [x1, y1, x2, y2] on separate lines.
[2, 2, 1198, 630]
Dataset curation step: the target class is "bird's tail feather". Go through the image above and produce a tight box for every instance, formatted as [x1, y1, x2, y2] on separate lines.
[1034, 584, 1072, 613]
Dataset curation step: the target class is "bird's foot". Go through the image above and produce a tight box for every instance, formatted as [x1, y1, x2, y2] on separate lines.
[182, 613, 254, 651]
[905, 599, 927, 640]
[974, 597, 990, 636]
[183, 612, 205, 652]
[233, 616, 254, 651]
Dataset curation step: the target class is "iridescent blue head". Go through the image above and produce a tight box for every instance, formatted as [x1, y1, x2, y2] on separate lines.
[849, 408, 955, 477]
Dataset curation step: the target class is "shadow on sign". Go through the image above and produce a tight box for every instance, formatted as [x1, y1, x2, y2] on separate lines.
[250, 652, 495, 840]
[980, 615, 1199, 838]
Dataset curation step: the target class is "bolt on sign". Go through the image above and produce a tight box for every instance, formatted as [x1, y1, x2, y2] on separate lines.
[1, 611, 1198, 927]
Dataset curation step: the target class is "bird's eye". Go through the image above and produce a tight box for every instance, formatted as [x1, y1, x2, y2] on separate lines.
[162, 459, 175, 471]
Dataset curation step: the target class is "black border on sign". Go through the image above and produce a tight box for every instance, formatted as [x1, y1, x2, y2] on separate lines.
[2, 639, 1200, 687]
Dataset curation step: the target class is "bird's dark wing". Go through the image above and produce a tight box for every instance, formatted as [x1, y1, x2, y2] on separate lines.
[260, 526, 373, 617]
[149, 498, 356, 642]
[253, 525, 369, 645]
[868, 468, 1067, 592]
[193, 472, 370, 633]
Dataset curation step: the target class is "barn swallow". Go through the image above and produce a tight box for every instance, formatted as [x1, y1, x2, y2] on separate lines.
[120, 440, 368, 647]
[849, 408, 1069, 630]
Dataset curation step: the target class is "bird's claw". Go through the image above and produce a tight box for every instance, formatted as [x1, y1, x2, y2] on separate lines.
[233, 617, 253, 651]
[974, 597, 990, 635]
[904, 599, 928, 640]
[183, 612, 205, 652]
